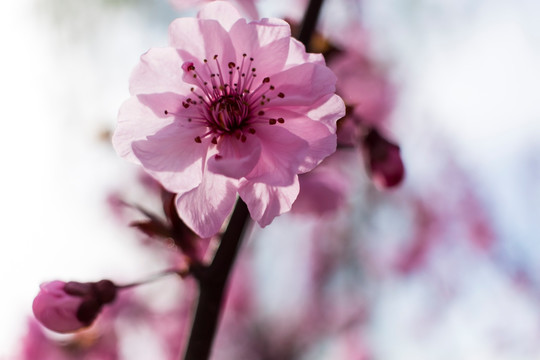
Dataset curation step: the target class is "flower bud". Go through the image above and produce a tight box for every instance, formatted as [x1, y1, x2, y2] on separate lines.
[362, 128, 405, 189]
[32, 280, 117, 333]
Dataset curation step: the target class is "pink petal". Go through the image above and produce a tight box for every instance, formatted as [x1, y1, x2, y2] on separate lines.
[285, 38, 325, 68]
[298, 93, 345, 132]
[136, 92, 187, 119]
[131, 122, 208, 195]
[207, 134, 262, 178]
[228, 17, 291, 76]
[197, 1, 243, 31]
[262, 62, 337, 107]
[129, 47, 191, 96]
[245, 125, 308, 186]
[262, 107, 337, 173]
[113, 96, 175, 163]
[175, 169, 239, 238]
[169, 18, 237, 72]
[233, 0, 259, 19]
[238, 176, 300, 227]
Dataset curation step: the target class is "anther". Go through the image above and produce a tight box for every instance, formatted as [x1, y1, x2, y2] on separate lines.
[213, 54, 218, 59]
[269, 118, 277, 125]
[248, 128, 256, 134]
[258, 111, 265, 116]
[228, 62, 236, 69]
[263, 77, 270, 83]
[241, 135, 247, 142]
[277, 117, 285, 123]
[164, 110, 168, 115]
[194, 136, 202, 143]
[211, 137, 218, 144]
[278, 92, 285, 98]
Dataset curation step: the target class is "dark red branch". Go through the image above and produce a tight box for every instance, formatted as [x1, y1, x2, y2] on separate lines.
[183, 199, 250, 360]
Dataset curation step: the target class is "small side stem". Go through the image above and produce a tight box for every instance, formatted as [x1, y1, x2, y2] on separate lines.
[183, 199, 250, 360]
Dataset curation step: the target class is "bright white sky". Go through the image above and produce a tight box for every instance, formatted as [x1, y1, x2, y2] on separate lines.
[1, 0, 540, 359]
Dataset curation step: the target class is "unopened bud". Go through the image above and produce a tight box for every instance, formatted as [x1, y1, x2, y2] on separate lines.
[362, 128, 405, 189]
[32, 280, 117, 333]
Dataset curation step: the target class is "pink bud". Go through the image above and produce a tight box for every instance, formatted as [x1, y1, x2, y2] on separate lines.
[362, 128, 405, 189]
[32, 280, 117, 333]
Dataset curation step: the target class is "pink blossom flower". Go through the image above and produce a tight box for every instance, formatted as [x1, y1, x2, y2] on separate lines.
[113, 2, 345, 238]
[32, 280, 117, 333]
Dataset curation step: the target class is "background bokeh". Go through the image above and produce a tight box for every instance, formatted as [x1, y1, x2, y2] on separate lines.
[1, 0, 540, 359]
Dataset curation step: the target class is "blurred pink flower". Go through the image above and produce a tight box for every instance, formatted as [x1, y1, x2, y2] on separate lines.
[170, 0, 260, 20]
[32, 280, 117, 334]
[114, 1, 344, 237]
[329, 47, 405, 189]
[331, 50, 394, 129]
[293, 151, 353, 216]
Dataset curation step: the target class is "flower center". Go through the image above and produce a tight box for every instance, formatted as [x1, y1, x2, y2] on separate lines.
[164, 54, 287, 144]
[208, 94, 250, 133]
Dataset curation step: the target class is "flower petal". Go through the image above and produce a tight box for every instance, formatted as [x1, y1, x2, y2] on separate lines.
[113, 96, 175, 163]
[233, 0, 259, 19]
[239, 176, 300, 227]
[197, 1, 243, 31]
[285, 38, 325, 68]
[262, 107, 337, 173]
[176, 170, 238, 238]
[129, 47, 191, 96]
[261, 62, 337, 107]
[228, 17, 291, 76]
[245, 125, 308, 186]
[294, 93, 345, 132]
[169, 18, 237, 72]
[131, 122, 208, 195]
[207, 134, 262, 179]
